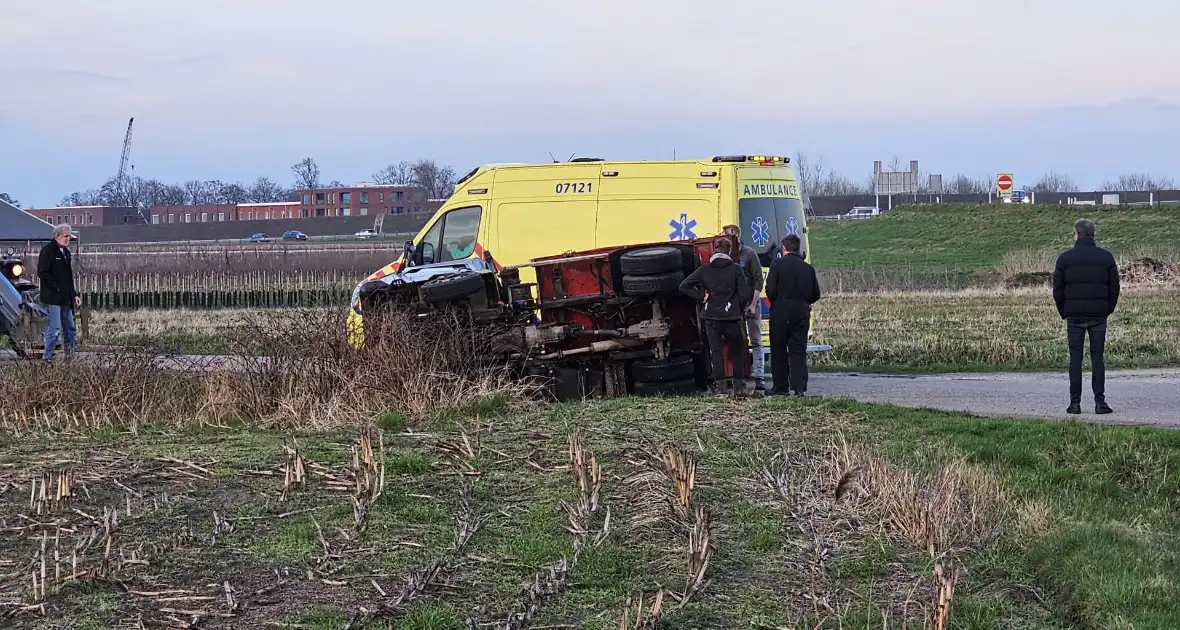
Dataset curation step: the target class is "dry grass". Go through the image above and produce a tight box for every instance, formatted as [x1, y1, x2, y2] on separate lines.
[1, 308, 520, 434]
[812, 286, 1180, 372]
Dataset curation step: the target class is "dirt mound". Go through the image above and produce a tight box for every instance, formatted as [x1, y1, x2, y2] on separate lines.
[1122, 257, 1177, 284]
[1004, 271, 1053, 289]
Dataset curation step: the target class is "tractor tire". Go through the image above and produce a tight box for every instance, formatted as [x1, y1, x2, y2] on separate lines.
[621, 271, 684, 298]
[420, 272, 485, 303]
[620, 247, 682, 276]
[631, 354, 695, 383]
[633, 377, 698, 397]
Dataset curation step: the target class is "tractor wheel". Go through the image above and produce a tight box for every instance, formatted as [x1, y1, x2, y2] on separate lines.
[420, 272, 485, 303]
[620, 247, 682, 275]
[633, 377, 697, 397]
[621, 271, 684, 297]
[631, 354, 695, 383]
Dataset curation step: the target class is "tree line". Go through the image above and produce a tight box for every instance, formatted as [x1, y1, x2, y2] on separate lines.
[51, 158, 458, 210]
[41, 153, 1179, 210]
[794, 153, 1177, 196]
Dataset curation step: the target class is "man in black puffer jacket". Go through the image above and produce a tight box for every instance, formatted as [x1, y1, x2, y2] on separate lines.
[1053, 218, 1120, 415]
[679, 238, 753, 392]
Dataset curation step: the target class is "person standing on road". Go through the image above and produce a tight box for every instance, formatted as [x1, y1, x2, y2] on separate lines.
[765, 234, 821, 396]
[37, 224, 80, 362]
[1053, 218, 1119, 415]
[722, 224, 766, 391]
[679, 238, 753, 394]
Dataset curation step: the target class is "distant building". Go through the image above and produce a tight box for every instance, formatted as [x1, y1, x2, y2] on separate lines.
[236, 202, 301, 221]
[294, 183, 435, 217]
[25, 206, 145, 227]
[149, 204, 238, 225]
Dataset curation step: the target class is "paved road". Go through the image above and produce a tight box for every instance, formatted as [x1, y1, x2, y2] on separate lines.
[5, 348, 1177, 428]
[807, 369, 1180, 428]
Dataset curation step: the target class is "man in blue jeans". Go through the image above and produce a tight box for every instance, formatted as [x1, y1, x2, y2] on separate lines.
[37, 224, 80, 361]
[1052, 218, 1120, 415]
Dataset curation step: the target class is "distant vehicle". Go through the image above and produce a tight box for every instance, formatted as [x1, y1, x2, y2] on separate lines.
[249, 233, 273, 243]
[845, 206, 880, 219]
[355, 228, 378, 239]
[282, 230, 308, 241]
[1006, 189, 1032, 204]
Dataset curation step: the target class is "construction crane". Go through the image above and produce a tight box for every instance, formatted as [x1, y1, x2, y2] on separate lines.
[113, 117, 145, 222]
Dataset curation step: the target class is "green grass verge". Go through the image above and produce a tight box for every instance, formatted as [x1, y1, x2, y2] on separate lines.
[811, 289, 1180, 373]
[3, 396, 1178, 628]
[809, 203, 1180, 271]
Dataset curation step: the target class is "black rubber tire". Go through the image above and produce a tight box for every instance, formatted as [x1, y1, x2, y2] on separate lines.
[621, 271, 684, 297]
[631, 354, 695, 383]
[633, 377, 698, 397]
[420, 272, 485, 303]
[620, 247, 683, 276]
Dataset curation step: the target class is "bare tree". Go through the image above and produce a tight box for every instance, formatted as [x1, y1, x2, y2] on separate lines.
[1030, 170, 1077, 193]
[291, 157, 321, 191]
[793, 152, 829, 198]
[373, 161, 415, 186]
[248, 177, 286, 203]
[410, 159, 458, 198]
[326, 180, 345, 188]
[943, 173, 989, 195]
[184, 180, 217, 205]
[1102, 173, 1177, 191]
[219, 181, 249, 204]
[813, 172, 869, 196]
[0, 192, 19, 207]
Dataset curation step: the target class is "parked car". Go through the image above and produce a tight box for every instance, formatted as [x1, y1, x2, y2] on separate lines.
[355, 228, 378, 239]
[282, 230, 308, 241]
[249, 233, 273, 243]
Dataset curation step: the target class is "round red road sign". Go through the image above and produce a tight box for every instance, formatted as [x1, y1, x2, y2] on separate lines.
[997, 174, 1013, 191]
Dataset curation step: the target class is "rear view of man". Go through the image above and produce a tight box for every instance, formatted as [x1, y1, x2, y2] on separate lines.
[722, 224, 766, 390]
[1053, 218, 1119, 415]
[766, 234, 820, 396]
[37, 224, 80, 361]
[679, 238, 753, 394]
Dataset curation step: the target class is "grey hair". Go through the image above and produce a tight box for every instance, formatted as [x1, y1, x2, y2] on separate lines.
[53, 224, 72, 238]
[1074, 218, 1096, 238]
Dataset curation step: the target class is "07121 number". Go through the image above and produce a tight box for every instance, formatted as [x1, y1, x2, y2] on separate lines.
[555, 182, 593, 194]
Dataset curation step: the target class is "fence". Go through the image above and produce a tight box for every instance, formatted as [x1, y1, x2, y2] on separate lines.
[76, 269, 356, 310]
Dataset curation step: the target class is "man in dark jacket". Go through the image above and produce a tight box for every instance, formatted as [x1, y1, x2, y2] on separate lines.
[1053, 218, 1119, 415]
[679, 238, 753, 392]
[722, 224, 766, 390]
[37, 224, 79, 361]
[765, 234, 821, 396]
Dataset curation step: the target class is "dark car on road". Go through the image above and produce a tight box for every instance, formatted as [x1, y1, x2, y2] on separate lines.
[282, 230, 308, 241]
[249, 233, 273, 243]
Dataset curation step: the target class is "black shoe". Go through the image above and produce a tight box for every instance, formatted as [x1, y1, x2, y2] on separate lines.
[1066, 403, 1081, 414]
[792, 390, 805, 398]
[1095, 402, 1113, 415]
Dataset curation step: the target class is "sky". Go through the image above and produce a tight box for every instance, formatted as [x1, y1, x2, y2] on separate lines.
[2, 0, 1179, 207]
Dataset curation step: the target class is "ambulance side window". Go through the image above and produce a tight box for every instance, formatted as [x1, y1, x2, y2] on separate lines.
[438, 206, 482, 262]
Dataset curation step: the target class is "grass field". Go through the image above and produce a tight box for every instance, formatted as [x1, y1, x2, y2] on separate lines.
[810, 287, 1180, 373]
[808, 204, 1180, 273]
[2, 396, 1178, 629]
[86, 287, 1180, 373]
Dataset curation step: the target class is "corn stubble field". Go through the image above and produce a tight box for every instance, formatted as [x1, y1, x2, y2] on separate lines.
[5, 204, 1180, 628]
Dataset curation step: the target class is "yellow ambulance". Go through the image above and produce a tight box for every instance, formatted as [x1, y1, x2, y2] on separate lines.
[348, 155, 817, 350]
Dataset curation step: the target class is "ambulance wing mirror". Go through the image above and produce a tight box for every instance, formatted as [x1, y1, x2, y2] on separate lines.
[419, 243, 436, 265]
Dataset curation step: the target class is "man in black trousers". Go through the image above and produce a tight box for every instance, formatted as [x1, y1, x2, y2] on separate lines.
[1053, 218, 1119, 415]
[766, 234, 821, 396]
[679, 238, 753, 394]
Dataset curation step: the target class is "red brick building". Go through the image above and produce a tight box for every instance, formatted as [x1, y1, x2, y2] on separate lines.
[149, 204, 238, 225]
[295, 183, 435, 217]
[26, 205, 145, 227]
[236, 202, 300, 221]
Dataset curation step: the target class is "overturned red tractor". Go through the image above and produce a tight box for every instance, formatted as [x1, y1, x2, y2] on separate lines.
[357, 235, 755, 401]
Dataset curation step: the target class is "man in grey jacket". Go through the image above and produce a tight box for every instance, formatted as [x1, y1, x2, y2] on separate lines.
[723, 224, 766, 390]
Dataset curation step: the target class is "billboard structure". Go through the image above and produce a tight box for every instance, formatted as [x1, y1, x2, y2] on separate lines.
[873, 160, 920, 210]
